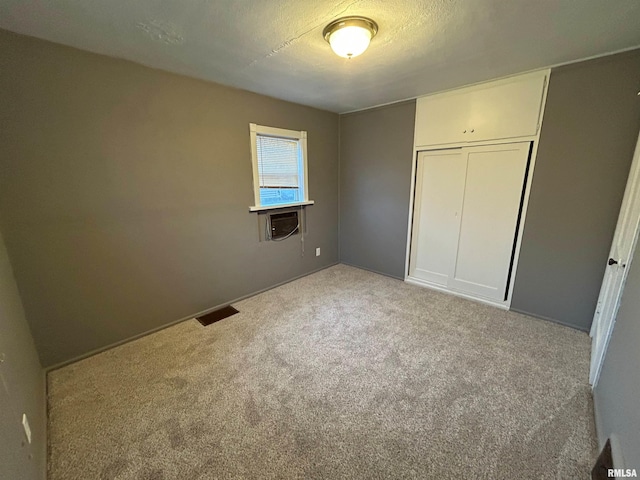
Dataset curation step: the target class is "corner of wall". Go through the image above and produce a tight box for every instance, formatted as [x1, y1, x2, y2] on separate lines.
[0, 230, 47, 480]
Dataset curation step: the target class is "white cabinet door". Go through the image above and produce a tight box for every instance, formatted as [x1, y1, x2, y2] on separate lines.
[409, 149, 466, 286]
[466, 75, 546, 143]
[415, 92, 469, 147]
[449, 143, 530, 301]
[414, 72, 547, 148]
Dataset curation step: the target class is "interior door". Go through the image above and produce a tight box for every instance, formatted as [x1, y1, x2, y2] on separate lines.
[409, 149, 466, 286]
[590, 132, 640, 386]
[448, 142, 530, 301]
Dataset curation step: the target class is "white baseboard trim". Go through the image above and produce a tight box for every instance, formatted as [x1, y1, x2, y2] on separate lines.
[338, 260, 405, 281]
[509, 307, 590, 332]
[404, 276, 509, 310]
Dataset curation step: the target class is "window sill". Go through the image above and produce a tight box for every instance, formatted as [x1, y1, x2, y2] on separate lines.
[249, 200, 315, 212]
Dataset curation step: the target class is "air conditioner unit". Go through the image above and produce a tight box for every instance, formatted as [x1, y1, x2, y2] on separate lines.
[268, 211, 299, 240]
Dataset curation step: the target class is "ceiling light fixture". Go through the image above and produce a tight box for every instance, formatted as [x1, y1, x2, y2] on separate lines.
[323, 16, 378, 59]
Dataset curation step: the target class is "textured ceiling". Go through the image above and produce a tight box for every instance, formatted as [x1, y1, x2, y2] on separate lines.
[1, 0, 640, 113]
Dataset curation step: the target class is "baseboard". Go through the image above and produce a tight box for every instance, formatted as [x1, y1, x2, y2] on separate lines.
[45, 262, 339, 373]
[405, 276, 509, 310]
[508, 307, 590, 332]
[338, 260, 405, 281]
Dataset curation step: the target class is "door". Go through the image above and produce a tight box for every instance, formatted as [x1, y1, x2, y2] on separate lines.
[590, 132, 640, 386]
[466, 74, 546, 143]
[414, 91, 470, 147]
[448, 143, 530, 301]
[414, 72, 547, 148]
[409, 149, 466, 285]
[409, 142, 530, 303]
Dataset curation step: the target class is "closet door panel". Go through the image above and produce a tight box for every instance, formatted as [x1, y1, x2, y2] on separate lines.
[409, 150, 466, 285]
[450, 143, 530, 300]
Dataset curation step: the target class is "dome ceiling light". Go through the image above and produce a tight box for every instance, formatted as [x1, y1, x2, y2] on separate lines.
[322, 16, 378, 59]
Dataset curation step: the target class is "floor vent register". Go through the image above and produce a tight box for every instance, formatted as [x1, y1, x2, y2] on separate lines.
[196, 305, 239, 326]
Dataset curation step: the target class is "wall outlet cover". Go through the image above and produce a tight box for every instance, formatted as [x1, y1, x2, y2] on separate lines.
[316, 247, 321, 256]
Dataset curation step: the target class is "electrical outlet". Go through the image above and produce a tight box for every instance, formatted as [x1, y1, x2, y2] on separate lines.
[315, 247, 321, 257]
[22, 413, 31, 444]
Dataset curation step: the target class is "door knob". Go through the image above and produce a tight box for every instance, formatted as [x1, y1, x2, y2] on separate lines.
[608, 258, 618, 266]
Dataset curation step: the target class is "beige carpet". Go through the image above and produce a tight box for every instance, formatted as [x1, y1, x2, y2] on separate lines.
[48, 264, 597, 479]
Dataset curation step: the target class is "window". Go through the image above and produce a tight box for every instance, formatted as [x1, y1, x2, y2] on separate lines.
[249, 124, 313, 211]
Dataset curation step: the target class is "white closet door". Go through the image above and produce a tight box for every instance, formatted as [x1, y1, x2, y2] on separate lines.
[409, 149, 466, 285]
[449, 142, 530, 301]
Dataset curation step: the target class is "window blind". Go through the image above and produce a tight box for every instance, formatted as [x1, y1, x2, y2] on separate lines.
[256, 135, 300, 188]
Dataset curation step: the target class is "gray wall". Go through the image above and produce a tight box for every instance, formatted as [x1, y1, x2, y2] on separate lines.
[594, 235, 640, 470]
[0, 29, 339, 367]
[511, 50, 640, 330]
[0, 230, 46, 480]
[339, 101, 416, 278]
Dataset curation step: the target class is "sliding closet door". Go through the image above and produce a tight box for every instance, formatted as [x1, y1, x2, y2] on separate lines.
[409, 149, 466, 285]
[449, 142, 530, 301]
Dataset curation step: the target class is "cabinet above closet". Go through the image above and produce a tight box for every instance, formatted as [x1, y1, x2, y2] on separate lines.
[414, 71, 549, 148]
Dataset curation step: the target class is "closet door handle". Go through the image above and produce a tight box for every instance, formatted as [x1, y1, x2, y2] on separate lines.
[608, 258, 618, 266]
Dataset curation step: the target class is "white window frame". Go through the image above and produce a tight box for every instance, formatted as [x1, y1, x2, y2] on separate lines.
[248, 123, 314, 212]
